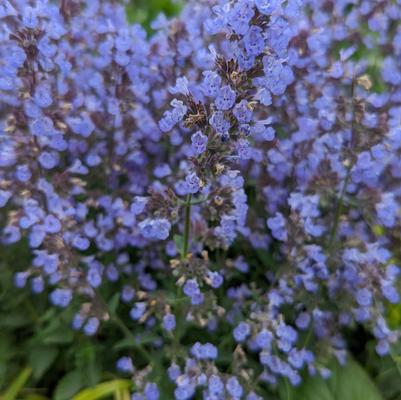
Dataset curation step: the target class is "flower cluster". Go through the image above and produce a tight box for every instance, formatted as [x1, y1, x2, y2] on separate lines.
[1, 0, 401, 398]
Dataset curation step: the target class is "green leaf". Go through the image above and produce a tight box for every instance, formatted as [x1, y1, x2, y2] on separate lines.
[283, 359, 383, 400]
[41, 326, 74, 345]
[333, 359, 383, 400]
[173, 235, 184, 258]
[29, 346, 58, 380]
[108, 293, 120, 314]
[0, 334, 16, 363]
[53, 370, 83, 400]
[2, 367, 32, 400]
[113, 334, 158, 351]
[114, 389, 131, 400]
[23, 395, 49, 400]
[0, 312, 31, 329]
[71, 380, 132, 400]
[74, 343, 101, 387]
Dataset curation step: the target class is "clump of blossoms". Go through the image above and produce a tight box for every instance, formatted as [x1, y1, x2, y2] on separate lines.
[1, 0, 401, 398]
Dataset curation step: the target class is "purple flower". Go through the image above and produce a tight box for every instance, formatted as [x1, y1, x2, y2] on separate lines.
[244, 26, 265, 57]
[183, 279, 200, 298]
[355, 288, 372, 307]
[15, 165, 32, 182]
[168, 363, 181, 381]
[72, 314, 85, 330]
[144, 383, 159, 400]
[34, 83, 53, 108]
[139, 218, 171, 241]
[121, 285, 135, 303]
[191, 342, 218, 360]
[163, 313, 176, 331]
[210, 111, 231, 133]
[255, 0, 282, 15]
[50, 288, 72, 308]
[87, 267, 102, 288]
[236, 138, 251, 160]
[72, 235, 90, 251]
[215, 85, 236, 111]
[38, 152, 59, 169]
[226, 377, 243, 399]
[233, 100, 253, 124]
[117, 356, 134, 373]
[159, 100, 187, 132]
[191, 131, 208, 155]
[185, 172, 201, 194]
[295, 312, 311, 330]
[255, 329, 273, 349]
[83, 317, 100, 336]
[267, 213, 288, 241]
[208, 375, 224, 396]
[43, 215, 61, 234]
[376, 193, 398, 228]
[202, 71, 222, 97]
[15, 272, 29, 288]
[376, 340, 390, 356]
[130, 302, 147, 321]
[0, 190, 11, 208]
[228, 0, 254, 35]
[233, 322, 251, 342]
[208, 271, 224, 288]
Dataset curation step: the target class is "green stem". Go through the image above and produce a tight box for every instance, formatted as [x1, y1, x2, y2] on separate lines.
[96, 291, 152, 364]
[111, 313, 134, 339]
[178, 196, 207, 206]
[172, 194, 193, 353]
[110, 314, 152, 363]
[284, 378, 291, 400]
[182, 194, 192, 259]
[166, 296, 189, 305]
[327, 77, 356, 253]
[327, 167, 352, 251]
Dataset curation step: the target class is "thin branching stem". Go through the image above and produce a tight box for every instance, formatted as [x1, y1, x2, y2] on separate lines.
[182, 193, 192, 259]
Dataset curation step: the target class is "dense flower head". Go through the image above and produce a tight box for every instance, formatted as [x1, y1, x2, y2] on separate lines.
[2, 0, 401, 398]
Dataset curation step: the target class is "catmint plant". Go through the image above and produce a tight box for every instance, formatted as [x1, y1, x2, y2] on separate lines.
[1, 0, 401, 398]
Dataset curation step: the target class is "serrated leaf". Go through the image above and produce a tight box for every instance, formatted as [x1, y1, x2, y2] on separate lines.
[29, 346, 58, 380]
[53, 370, 83, 400]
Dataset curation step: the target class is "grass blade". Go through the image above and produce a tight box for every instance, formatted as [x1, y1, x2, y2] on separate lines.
[2, 367, 32, 400]
[72, 380, 132, 400]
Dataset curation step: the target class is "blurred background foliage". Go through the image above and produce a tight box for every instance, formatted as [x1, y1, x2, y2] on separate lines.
[125, 0, 182, 33]
[2, 1, 401, 400]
